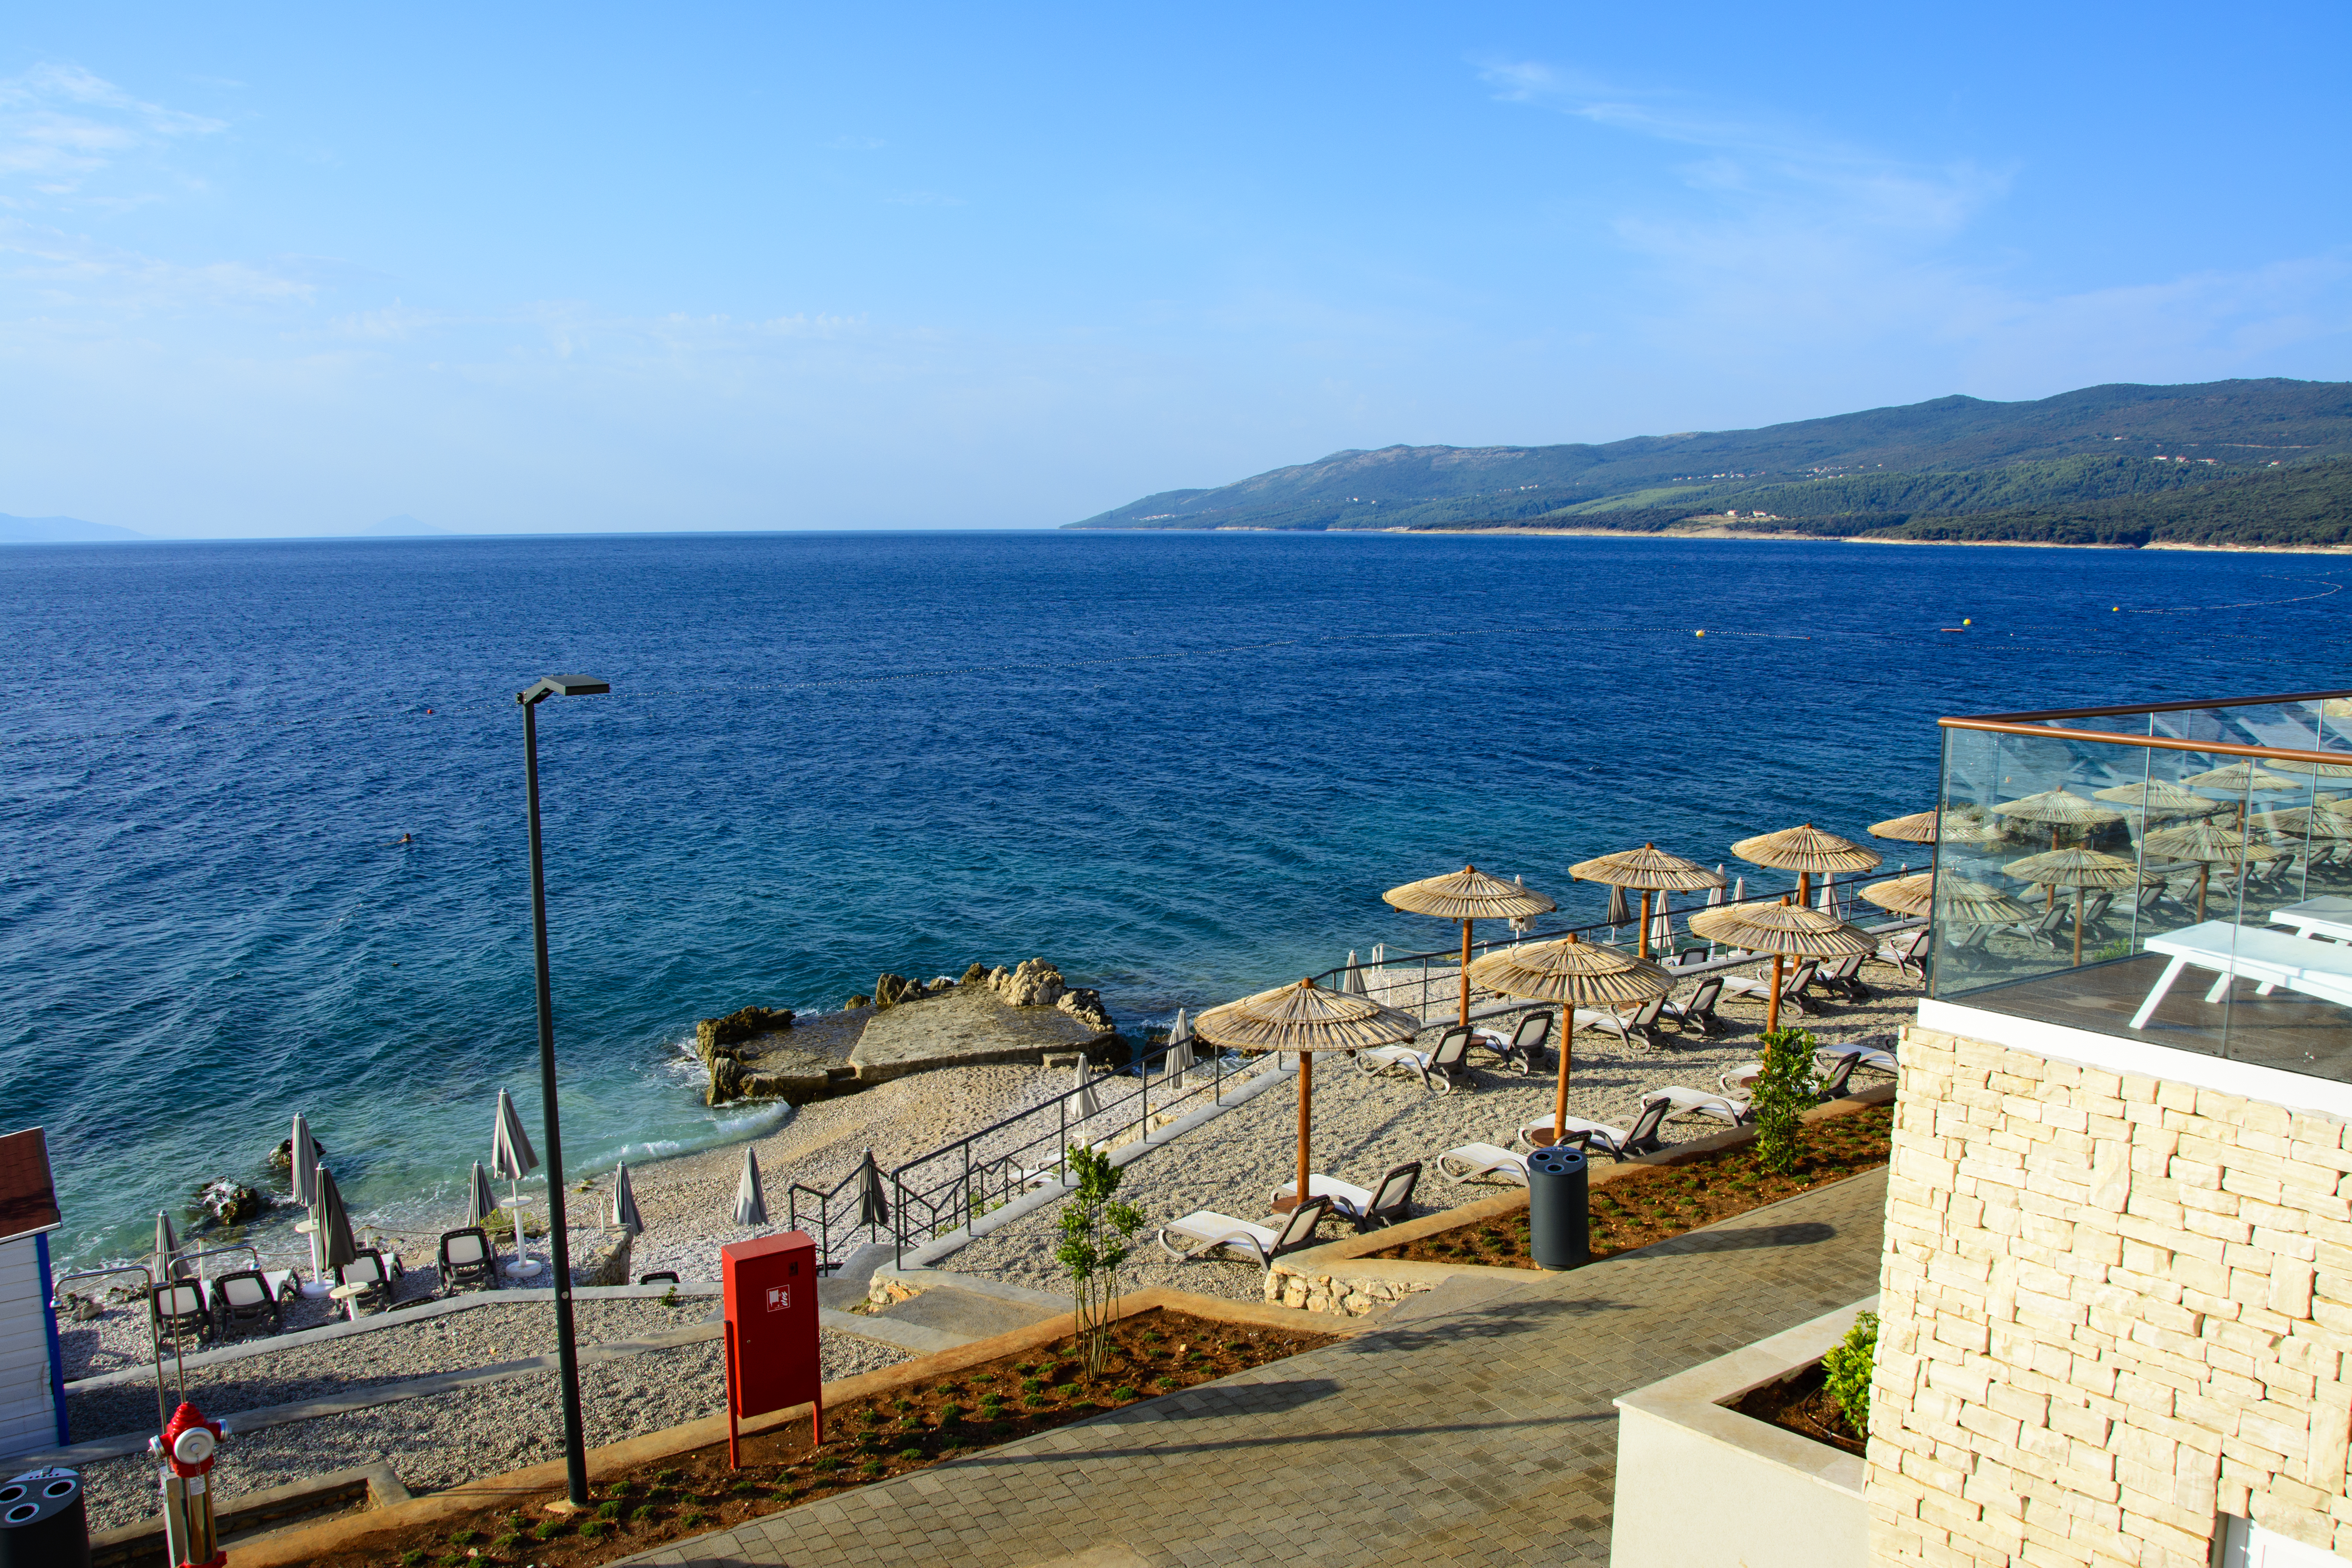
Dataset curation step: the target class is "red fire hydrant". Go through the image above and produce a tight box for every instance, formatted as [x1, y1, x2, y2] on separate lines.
[149, 1402, 227, 1568]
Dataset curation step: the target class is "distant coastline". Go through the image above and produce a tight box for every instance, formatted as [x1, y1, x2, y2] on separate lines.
[1382, 526, 2352, 555]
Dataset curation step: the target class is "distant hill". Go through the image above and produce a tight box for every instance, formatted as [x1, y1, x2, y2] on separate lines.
[0, 513, 143, 543]
[1065, 379, 2352, 541]
[1881, 457, 2352, 548]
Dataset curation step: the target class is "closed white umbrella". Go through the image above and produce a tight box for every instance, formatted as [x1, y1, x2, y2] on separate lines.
[1070, 1059, 1103, 1120]
[491, 1089, 540, 1272]
[289, 1113, 324, 1279]
[855, 1151, 889, 1230]
[466, 1162, 498, 1229]
[732, 1147, 769, 1229]
[1161, 1012, 1195, 1080]
[314, 1167, 359, 1275]
[1733, 875, 1746, 904]
[611, 1162, 643, 1237]
[1817, 872, 1837, 912]
[153, 1212, 187, 1283]
[1648, 893, 1674, 954]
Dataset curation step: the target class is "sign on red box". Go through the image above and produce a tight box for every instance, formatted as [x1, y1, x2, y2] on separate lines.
[720, 1231, 822, 1463]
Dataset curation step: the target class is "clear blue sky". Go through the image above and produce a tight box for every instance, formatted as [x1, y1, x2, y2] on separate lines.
[3, 3, 2347, 535]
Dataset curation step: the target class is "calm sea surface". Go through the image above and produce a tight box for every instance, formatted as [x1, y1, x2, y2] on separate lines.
[5, 530, 2347, 1265]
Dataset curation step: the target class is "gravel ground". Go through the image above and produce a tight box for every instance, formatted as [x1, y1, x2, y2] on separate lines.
[75, 1328, 908, 1533]
[67, 1296, 719, 1443]
[947, 961, 1918, 1303]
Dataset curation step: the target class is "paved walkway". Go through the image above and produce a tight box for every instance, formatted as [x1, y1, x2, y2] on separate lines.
[619, 1169, 1888, 1568]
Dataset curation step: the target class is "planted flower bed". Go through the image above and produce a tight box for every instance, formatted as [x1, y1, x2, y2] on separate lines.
[1371, 1102, 1893, 1270]
[310, 1307, 1332, 1568]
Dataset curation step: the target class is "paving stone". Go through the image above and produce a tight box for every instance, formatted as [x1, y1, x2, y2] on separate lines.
[612, 1171, 1887, 1567]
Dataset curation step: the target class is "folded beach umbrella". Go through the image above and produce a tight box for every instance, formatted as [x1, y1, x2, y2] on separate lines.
[1070, 1058, 1103, 1121]
[2002, 848, 2140, 966]
[1732, 875, 1746, 904]
[1606, 884, 1631, 929]
[1817, 873, 1837, 913]
[1341, 953, 1370, 997]
[611, 1162, 643, 1237]
[1161, 1017, 1195, 1080]
[466, 1161, 498, 1229]
[491, 1088, 539, 1261]
[1167, 1006, 1193, 1045]
[153, 1212, 187, 1283]
[1507, 876, 1537, 936]
[290, 1112, 325, 1278]
[1689, 898, 1875, 1035]
[1466, 935, 1669, 1155]
[1571, 844, 1724, 964]
[1648, 894, 1674, 954]
[1197, 976, 1420, 1209]
[732, 1147, 769, 1229]
[1383, 866, 1557, 1029]
[314, 1166, 359, 1274]
[856, 1150, 889, 1230]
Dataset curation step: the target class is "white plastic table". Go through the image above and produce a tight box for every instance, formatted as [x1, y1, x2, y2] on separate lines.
[2129, 920, 2352, 1029]
[2269, 897, 2352, 944]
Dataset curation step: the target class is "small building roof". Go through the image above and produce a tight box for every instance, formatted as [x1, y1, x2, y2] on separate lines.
[0, 1130, 62, 1244]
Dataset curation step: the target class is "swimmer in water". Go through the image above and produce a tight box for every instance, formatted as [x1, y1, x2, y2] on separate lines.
[399, 833, 413, 844]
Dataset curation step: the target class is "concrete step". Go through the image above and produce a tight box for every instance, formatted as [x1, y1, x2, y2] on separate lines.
[871, 1279, 1062, 1341]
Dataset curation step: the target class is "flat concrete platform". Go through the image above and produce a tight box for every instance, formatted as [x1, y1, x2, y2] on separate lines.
[848, 986, 1118, 1083]
[617, 1166, 1890, 1567]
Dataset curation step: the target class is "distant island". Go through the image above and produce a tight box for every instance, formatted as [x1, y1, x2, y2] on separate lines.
[1065, 378, 2352, 549]
[0, 513, 145, 543]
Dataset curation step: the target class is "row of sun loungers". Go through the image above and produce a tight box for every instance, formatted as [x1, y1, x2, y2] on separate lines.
[148, 1226, 517, 1346]
[1158, 1161, 1424, 1269]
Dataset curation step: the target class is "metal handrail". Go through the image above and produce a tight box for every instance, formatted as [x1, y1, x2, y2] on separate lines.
[1947, 688, 2352, 724]
[52, 1264, 175, 1432]
[1938, 718, 2352, 767]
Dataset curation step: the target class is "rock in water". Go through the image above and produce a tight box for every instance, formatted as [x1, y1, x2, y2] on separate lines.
[197, 1179, 264, 1226]
[873, 973, 914, 1009]
[267, 1135, 325, 1171]
[961, 962, 989, 985]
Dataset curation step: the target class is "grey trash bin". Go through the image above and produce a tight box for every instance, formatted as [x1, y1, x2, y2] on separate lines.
[0, 1467, 89, 1568]
[1526, 1144, 1590, 1270]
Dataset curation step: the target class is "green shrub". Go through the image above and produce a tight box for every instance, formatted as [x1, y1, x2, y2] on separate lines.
[400, 1552, 426, 1568]
[1822, 1311, 1879, 1433]
[448, 1529, 480, 1546]
[655, 1467, 682, 1485]
[1750, 1028, 1821, 1174]
[682, 1508, 708, 1527]
[898, 1446, 924, 1461]
[1110, 1384, 1138, 1401]
[812, 1456, 840, 1474]
[595, 1499, 622, 1519]
[579, 1519, 608, 1541]
[938, 1403, 964, 1424]
[491, 1532, 523, 1551]
[532, 1518, 567, 1541]
[730, 1479, 762, 1495]
[860, 1459, 886, 1477]
[438, 1554, 468, 1568]
[631, 1504, 658, 1522]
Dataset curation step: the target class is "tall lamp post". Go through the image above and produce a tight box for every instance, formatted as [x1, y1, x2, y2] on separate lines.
[519, 673, 608, 1509]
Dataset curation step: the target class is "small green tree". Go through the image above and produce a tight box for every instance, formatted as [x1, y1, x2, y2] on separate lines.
[1055, 1145, 1143, 1381]
[1822, 1310, 1879, 1435]
[1750, 1027, 1820, 1174]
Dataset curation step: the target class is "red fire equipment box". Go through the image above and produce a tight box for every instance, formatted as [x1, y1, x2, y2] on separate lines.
[720, 1232, 822, 1465]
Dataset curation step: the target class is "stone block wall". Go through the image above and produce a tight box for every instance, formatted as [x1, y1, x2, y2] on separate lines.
[1868, 1022, 2352, 1566]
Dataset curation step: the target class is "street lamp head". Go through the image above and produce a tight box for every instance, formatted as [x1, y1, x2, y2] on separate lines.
[517, 675, 611, 705]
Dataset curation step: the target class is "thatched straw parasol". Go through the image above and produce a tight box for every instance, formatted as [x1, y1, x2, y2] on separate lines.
[1568, 843, 1724, 963]
[1465, 935, 1669, 1149]
[2256, 806, 2352, 842]
[1989, 788, 2124, 849]
[2268, 756, 2352, 781]
[1931, 875, 2039, 927]
[2180, 762, 2298, 796]
[1688, 898, 1875, 1034]
[1731, 824, 1882, 911]
[2002, 848, 2140, 965]
[2091, 779, 2227, 818]
[1866, 811, 1967, 845]
[1197, 977, 1421, 1204]
[1383, 866, 1556, 1029]
[2142, 820, 2278, 920]
[1860, 872, 1934, 918]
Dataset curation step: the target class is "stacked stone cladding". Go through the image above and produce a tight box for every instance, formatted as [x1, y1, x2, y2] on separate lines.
[1869, 1022, 2352, 1566]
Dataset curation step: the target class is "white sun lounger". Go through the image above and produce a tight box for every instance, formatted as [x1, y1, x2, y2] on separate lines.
[1515, 1101, 1671, 1159]
[2131, 920, 2352, 1029]
[1158, 1197, 1331, 1269]
[1642, 1086, 1749, 1126]
[1437, 1143, 1530, 1185]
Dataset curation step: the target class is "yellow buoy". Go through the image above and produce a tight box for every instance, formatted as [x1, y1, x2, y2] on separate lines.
[1962, 618, 1971, 626]
[1695, 630, 1705, 637]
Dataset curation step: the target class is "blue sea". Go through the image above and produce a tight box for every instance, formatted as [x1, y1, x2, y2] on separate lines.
[5, 530, 2347, 1267]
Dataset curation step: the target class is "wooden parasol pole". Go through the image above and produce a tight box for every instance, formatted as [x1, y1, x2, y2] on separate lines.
[1297, 1051, 1313, 1202]
[2073, 888, 2085, 965]
[1767, 953, 1784, 1035]
[2198, 864, 2209, 922]
[1637, 890, 1652, 962]
[1548, 934, 1579, 1146]
[1459, 918, 1473, 1029]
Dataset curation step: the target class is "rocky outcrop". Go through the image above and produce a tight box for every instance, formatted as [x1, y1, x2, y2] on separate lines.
[991, 958, 1067, 1008]
[1057, 987, 1112, 1031]
[696, 1005, 794, 1054]
[1265, 1267, 1432, 1316]
[267, 1136, 325, 1171]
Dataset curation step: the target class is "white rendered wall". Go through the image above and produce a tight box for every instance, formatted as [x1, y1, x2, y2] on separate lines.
[0, 1238, 57, 1456]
